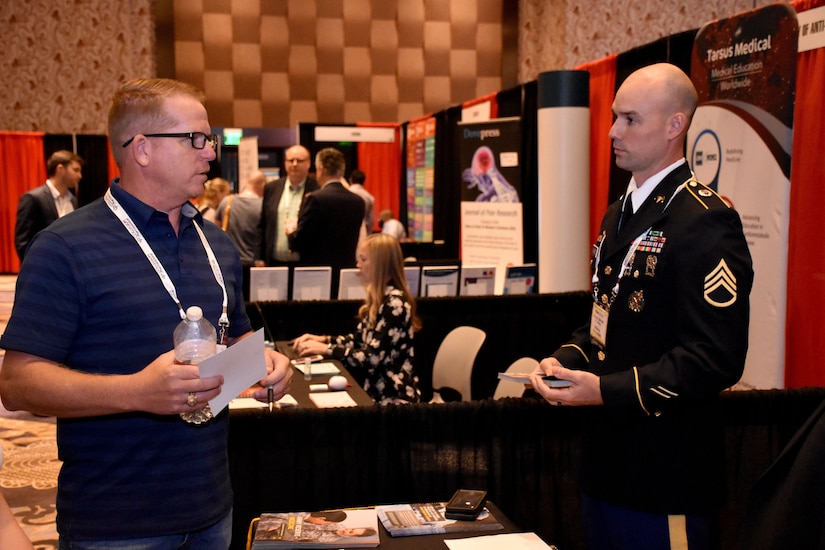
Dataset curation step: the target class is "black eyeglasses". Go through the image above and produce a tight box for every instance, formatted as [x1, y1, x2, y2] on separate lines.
[122, 132, 219, 149]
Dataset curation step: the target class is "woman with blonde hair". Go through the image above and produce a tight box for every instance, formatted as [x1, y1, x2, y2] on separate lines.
[197, 177, 231, 223]
[293, 233, 422, 404]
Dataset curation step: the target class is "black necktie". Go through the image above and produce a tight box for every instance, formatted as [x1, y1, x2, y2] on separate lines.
[620, 194, 634, 231]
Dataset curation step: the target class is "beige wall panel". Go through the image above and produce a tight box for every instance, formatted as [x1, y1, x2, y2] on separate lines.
[234, 98, 263, 127]
[4, 0, 785, 131]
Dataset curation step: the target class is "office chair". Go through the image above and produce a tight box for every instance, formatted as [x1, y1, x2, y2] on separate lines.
[494, 357, 539, 399]
[430, 326, 486, 403]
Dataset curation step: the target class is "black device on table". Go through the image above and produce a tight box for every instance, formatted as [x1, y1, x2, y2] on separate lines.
[445, 489, 488, 520]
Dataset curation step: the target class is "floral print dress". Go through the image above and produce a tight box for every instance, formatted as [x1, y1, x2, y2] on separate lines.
[330, 285, 420, 404]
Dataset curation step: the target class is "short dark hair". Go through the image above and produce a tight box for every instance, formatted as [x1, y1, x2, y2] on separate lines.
[315, 148, 345, 178]
[349, 169, 365, 185]
[46, 150, 84, 177]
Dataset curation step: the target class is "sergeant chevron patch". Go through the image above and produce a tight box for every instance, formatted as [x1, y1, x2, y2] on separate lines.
[704, 259, 737, 307]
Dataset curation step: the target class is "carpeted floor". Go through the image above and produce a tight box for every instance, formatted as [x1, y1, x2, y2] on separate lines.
[1, 274, 59, 548]
[0, 411, 59, 549]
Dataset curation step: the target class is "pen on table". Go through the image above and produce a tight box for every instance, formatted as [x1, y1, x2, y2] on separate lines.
[267, 385, 274, 412]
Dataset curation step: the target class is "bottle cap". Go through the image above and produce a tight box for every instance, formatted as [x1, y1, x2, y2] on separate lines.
[185, 306, 203, 321]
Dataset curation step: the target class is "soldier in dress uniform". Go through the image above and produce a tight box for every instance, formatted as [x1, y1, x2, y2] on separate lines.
[530, 63, 753, 550]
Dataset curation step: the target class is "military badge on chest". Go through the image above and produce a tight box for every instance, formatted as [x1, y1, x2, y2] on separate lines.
[628, 290, 645, 312]
[627, 230, 666, 312]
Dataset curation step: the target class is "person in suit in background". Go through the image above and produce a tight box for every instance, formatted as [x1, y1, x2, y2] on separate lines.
[287, 147, 365, 297]
[255, 145, 319, 268]
[529, 63, 753, 550]
[14, 150, 83, 261]
[347, 169, 375, 234]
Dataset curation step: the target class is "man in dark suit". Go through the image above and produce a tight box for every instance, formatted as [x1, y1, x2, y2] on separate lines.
[14, 150, 83, 261]
[529, 64, 753, 550]
[255, 144, 318, 267]
[288, 147, 365, 296]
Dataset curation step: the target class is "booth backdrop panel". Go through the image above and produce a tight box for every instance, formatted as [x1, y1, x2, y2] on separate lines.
[498, 81, 539, 265]
[42, 134, 111, 207]
[356, 123, 402, 233]
[0, 132, 45, 273]
[574, 54, 617, 246]
[432, 105, 464, 258]
[785, 0, 825, 387]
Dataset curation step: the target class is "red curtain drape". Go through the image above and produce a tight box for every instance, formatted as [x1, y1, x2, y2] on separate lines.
[785, 0, 825, 387]
[356, 123, 402, 233]
[575, 54, 618, 246]
[107, 139, 120, 184]
[0, 132, 46, 273]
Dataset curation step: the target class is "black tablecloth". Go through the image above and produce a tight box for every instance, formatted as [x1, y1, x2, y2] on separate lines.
[228, 387, 825, 549]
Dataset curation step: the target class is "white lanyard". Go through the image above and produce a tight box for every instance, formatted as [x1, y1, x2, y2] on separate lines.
[592, 230, 649, 308]
[104, 189, 230, 341]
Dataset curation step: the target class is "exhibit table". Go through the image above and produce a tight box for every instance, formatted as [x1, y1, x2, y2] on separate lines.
[228, 387, 825, 550]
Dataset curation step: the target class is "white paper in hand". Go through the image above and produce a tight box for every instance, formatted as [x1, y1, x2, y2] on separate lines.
[198, 328, 267, 414]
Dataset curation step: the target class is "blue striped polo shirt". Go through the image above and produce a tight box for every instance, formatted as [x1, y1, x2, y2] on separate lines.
[1, 181, 251, 539]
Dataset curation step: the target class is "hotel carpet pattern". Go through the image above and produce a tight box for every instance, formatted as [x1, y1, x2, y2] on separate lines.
[0, 417, 59, 549]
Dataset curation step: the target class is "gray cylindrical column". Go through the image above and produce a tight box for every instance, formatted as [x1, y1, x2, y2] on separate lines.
[537, 70, 590, 293]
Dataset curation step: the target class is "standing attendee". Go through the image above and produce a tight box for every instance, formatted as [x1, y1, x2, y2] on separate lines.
[529, 63, 753, 550]
[255, 145, 318, 267]
[216, 170, 266, 264]
[293, 234, 421, 405]
[0, 78, 292, 549]
[287, 147, 365, 295]
[198, 177, 231, 223]
[348, 169, 375, 234]
[216, 170, 267, 300]
[378, 209, 408, 242]
[14, 150, 83, 261]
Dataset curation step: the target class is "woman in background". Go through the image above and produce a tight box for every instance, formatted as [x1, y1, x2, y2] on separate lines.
[198, 177, 231, 223]
[293, 233, 421, 404]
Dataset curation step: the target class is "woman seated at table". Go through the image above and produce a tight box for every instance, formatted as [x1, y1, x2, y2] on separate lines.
[292, 233, 422, 404]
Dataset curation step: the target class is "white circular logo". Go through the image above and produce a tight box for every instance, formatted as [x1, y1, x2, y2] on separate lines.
[691, 129, 721, 189]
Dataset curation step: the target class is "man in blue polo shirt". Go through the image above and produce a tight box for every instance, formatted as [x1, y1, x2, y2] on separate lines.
[0, 78, 292, 549]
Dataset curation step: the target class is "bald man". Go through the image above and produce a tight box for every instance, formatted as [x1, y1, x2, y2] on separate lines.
[255, 145, 319, 267]
[530, 63, 753, 549]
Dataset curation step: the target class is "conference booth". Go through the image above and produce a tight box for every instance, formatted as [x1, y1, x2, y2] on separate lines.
[2, 2, 825, 548]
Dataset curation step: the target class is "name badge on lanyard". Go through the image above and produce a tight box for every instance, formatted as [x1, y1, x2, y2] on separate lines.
[589, 230, 649, 350]
[590, 302, 608, 348]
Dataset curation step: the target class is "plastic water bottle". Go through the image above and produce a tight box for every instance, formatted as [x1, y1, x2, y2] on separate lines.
[174, 306, 217, 424]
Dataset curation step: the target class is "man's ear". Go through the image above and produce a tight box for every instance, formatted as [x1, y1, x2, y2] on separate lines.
[129, 136, 151, 167]
[668, 112, 688, 140]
